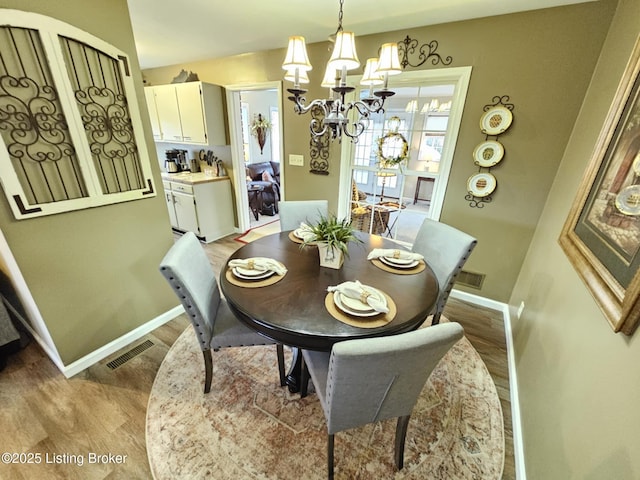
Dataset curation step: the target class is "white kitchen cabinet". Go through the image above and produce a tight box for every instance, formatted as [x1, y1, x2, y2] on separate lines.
[162, 176, 234, 242]
[145, 82, 226, 145]
[154, 85, 183, 142]
[144, 87, 162, 141]
[162, 181, 178, 228]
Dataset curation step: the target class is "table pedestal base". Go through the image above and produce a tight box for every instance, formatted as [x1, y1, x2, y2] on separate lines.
[285, 347, 302, 393]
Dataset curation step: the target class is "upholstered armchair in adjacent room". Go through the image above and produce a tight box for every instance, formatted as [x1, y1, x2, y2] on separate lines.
[246, 161, 280, 215]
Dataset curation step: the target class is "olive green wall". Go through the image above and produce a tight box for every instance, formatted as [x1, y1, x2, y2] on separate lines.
[0, 0, 177, 364]
[143, 1, 616, 303]
[511, 0, 640, 477]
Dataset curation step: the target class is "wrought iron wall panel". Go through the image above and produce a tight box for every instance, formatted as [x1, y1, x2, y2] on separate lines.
[0, 26, 87, 204]
[59, 36, 144, 195]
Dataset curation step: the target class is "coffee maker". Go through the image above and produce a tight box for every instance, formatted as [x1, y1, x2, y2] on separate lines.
[165, 149, 188, 173]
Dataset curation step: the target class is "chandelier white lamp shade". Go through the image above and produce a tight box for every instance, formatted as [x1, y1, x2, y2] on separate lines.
[281, 0, 402, 142]
[282, 36, 312, 72]
[321, 64, 338, 89]
[360, 58, 384, 93]
[328, 31, 360, 72]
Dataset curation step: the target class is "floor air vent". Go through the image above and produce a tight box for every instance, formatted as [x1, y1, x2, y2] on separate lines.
[455, 270, 485, 289]
[106, 339, 154, 370]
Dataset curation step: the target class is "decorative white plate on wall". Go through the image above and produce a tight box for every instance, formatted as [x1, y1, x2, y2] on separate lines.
[480, 106, 513, 135]
[473, 140, 505, 167]
[467, 173, 497, 197]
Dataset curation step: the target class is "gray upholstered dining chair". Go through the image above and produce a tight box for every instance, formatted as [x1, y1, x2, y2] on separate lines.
[300, 322, 464, 478]
[159, 231, 285, 393]
[412, 218, 477, 325]
[279, 200, 329, 231]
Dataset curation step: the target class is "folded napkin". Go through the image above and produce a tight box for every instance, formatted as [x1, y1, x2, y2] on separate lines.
[327, 280, 389, 313]
[295, 222, 316, 242]
[367, 248, 424, 262]
[228, 257, 287, 276]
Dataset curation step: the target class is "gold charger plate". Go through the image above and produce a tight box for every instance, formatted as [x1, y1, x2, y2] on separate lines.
[288, 231, 316, 245]
[324, 291, 397, 328]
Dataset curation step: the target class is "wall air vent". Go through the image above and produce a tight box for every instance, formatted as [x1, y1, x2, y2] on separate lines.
[106, 340, 154, 370]
[455, 270, 485, 289]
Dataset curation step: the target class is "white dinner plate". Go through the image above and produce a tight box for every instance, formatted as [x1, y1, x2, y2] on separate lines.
[334, 292, 384, 317]
[479, 106, 513, 135]
[380, 256, 419, 269]
[234, 263, 269, 276]
[293, 228, 313, 240]
[381, 254, 415, 265]
[233, 268, 274, 280]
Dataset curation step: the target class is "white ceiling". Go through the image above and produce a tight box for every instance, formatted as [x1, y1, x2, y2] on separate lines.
[127, 0, 595, 70]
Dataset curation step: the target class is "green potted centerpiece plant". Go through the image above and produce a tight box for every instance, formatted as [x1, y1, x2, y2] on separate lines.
[303, 214, 361, 269]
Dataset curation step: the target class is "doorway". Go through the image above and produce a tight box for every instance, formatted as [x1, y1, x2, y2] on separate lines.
[338, 67, 472, 244]
[225, 82, 284, 233]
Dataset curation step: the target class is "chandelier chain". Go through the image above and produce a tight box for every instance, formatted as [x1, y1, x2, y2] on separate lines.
[336, 0, 344, 33]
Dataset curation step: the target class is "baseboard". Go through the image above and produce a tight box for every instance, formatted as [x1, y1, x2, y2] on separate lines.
[6, 304, 182, 379]
[450, 288, 505, 312]
[450, 288, 526, 480]
[57, 305, 185, 378]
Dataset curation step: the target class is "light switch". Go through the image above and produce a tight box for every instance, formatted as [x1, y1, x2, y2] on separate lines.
[289, 154, 304, 166]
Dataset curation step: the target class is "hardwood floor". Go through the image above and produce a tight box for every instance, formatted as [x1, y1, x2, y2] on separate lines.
[0, 233, 515, 479]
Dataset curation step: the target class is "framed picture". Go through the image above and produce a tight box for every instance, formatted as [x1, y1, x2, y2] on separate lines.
[560, 36, 640, 335]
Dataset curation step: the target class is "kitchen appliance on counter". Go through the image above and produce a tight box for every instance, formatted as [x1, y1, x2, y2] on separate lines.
[165, 149, 189, 173]
[165, 158, 179, 173]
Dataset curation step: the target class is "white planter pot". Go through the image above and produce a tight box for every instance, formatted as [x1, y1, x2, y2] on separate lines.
[317, 242, 344, 269]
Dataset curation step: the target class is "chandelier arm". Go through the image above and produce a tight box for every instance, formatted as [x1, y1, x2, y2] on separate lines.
[310, 116, 329, 138]
[347, 99, 384, 117]
[291, 95, 327, 116]
[342, 118, 368, 142]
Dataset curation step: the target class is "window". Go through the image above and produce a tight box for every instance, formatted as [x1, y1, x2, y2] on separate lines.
[342, 67, 472, 244]
[0, 10, 155, 219]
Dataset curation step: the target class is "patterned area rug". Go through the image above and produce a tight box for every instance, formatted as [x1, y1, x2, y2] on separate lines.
[146, 323, 504, 479]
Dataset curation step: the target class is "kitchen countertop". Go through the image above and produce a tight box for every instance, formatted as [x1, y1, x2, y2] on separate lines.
[161, 172, 229, 185]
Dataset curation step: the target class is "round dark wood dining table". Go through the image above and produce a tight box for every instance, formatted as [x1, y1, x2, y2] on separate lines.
[219, 230, 439, 391]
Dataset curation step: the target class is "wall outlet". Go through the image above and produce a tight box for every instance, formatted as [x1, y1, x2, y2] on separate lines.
[517, 301, 525, 319]
[289, 154, 304, 166]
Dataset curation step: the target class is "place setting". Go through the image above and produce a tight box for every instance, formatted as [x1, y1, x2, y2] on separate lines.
[288, 222, 316, 244]
[324, 280, 397, 328]
[225, 256, 287, 288]
[367, 248, 426, 274]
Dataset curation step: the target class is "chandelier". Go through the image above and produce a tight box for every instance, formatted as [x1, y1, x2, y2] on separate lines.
[281, 0, 402, 143]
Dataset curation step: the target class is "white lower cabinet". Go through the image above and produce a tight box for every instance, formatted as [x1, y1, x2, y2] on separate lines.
[171, 190, 199, 233]
[163, 177, 234, 242]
